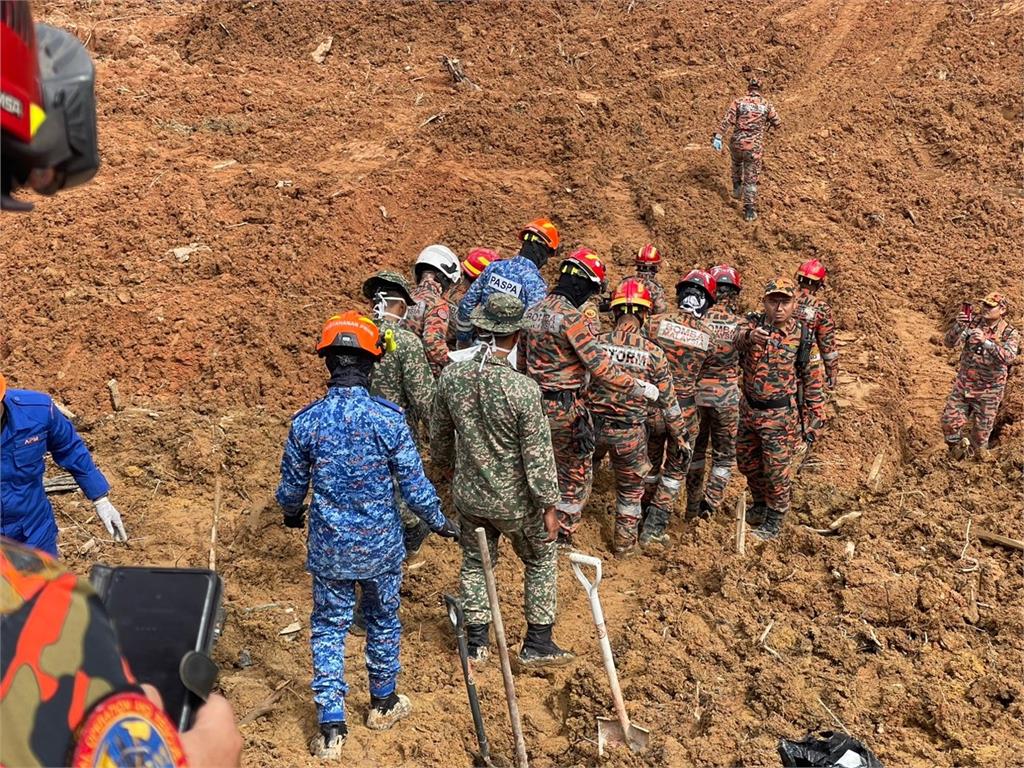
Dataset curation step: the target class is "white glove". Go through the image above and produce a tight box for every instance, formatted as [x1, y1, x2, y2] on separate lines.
[633, 379, 660, 402]
[94, 496, 127, 541]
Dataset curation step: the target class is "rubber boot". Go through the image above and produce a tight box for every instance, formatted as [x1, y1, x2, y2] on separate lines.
[639, 504, 670, 546]
[310, 722, 347, 759]
[349, 596, 366, 637]
[696, 499, 714, 520]
[518, 623, 575, 669]
[466, 623, 490, 663]
[732, 182, 742, 199]
[947, 439, 968, 460]
[745, 502, 766, 527]
[366, 692, 412, 731]
[743, 204, 758, 222]
[403, 520, 431, 571]
[752, 508, 783, 540]
[613, 519, 639, 559]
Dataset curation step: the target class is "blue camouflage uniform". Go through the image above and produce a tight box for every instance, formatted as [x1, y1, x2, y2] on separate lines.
[276, 385, 445, 725]
[456, 254, 547, 344]
[1, 389, 110, 556]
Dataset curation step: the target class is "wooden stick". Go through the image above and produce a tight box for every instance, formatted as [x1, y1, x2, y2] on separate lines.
[735, 496, 746, 555]
[239, 680, 291, 726]
[975, 529, 1024, 553]
[866, 450, 884, 487]
[107, 378, 124, 412]
[209, 476, 222, 570]
[476, 527, 528, 768]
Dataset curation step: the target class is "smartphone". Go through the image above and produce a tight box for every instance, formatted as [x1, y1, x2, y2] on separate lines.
[962, 302, 973, 322]
[91, 566, 222, 730]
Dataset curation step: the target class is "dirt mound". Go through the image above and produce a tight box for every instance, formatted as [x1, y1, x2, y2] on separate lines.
[5, 1, 1023, 766]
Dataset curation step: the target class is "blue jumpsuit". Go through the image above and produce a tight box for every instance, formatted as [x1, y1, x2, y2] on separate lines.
[276, 385, 444, 724]
[456, 254, 547, 343]
[1, 389, 110, 556]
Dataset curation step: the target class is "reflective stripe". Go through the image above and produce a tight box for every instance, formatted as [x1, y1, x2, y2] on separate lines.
[616, 502, 642, 519]
[644, 475, 660, 485]
[664, 404, 681, 418]
[822, 351, 839, 361]
[711, 466, 731, 480]
[556, 502, 583, 515]
[660, 477, 681, 491]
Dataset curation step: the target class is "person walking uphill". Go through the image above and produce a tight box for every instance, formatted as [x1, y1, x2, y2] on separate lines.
[431, 293, 573, 668]
[713, 77, 781, 222]
[735, 278, 825, 540]
[0, 374, 126, 556]
[277, 312, 459, 760]
[405, 244, 462, 378]
[941, 292, 1019, 460]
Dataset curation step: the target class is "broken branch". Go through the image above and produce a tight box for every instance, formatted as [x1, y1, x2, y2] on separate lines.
[975, 529, 1024, 553]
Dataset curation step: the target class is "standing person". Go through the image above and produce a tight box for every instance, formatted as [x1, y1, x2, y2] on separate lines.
[642, 270, 717, 545]
[735, 278, 826, 540]
[585, 280, 689, 556]
[941, 293, 1019, 460]
[632, 243, 669, 315]
[362, 271, 437, 561]
[0, 374, 126, 555]
[277, 312, 459, 758]
[446, 247, 499, 349]
[404, 244, 462, 378]
[455, 218, 558, 346]
[522, 248, 660, 547]
[685, 264, 744, 520]
[712, 77, 781, 222]
[795, 258, 840, 390]
[431, 294, 573, 668]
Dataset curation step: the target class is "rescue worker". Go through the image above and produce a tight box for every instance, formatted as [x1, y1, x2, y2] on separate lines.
[431, 293, 573, 667]
[521, 248, 660, 546]
[685, 264, 743, 520]
[735, 278, 826, 540]
[446, 247, 498, 348]
[404, 244, 462, 377]
[642, 270, 717, 544]
[455, 218, 558, 345]
[633, 243, 669, 315]
[941, 293, 1020, 459]
[585, 279, 688, 556]
[795, 258, 840, 390]
[0, 374, 126, 555]
[713, 77, 781, 222]
[362, 271, 437, 561]
[277, 312, 459, 758]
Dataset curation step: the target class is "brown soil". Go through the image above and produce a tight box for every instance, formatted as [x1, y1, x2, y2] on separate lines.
[5, 1, 1023, 766]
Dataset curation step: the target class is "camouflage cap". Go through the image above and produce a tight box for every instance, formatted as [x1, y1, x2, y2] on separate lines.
[471, 292, 525, 334]
[981, 291, 1008, 308]
[763, 277, 796, 297]
[362, 270, 414, 305]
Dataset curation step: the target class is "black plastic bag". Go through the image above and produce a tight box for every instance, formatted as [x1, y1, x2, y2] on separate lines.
[778, 731, 883, 768]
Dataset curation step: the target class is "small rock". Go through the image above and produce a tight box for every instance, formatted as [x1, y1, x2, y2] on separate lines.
[279, 621, 302, 636]
[649, 202, 666, 219]
[126, 34, 145, 48]
[238, 650, 253, 669]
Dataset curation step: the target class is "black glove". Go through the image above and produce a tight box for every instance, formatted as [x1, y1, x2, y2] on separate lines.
[435, 516, 461, 540]
[571, 407, 596, 457]
[282, 504, 307, 529]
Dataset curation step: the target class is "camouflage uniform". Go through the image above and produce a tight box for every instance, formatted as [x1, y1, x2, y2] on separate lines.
[455, 255, 547, 344]
[430, 313, 561, 627]
[585, 324, 686, 551]
[940, 319, 1019, 450]
[718, 93, 781, 208]
[277, 385, 445, 724]
[796, 290, 839, 438]
[646, 310, 714, 516]
[444, 281, 468, 349]
[404, 274, 452, 378]
[1, 538, 147, 767]
[735, 316, 825, 517]
[522, 294, 641, 534]
[685, 301, 742, 516]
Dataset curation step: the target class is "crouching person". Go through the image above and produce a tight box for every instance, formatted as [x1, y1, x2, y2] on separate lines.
[277, 312, 459, 759]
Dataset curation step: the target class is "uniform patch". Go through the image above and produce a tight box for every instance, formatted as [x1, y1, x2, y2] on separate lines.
[583, 306, 598, 320]
[707, 319, 738, 342]
[526, 308, 564, 334]
[657, 321, 710, 351]
[600, 343, 651, 372]
[486, 272, 523, 298]
[71, 692, 186, 768]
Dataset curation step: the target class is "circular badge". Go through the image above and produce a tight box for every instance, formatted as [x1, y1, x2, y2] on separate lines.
[71, 691, 187, 768]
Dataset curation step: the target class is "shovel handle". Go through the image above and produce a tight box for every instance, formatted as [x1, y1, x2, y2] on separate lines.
[568, 551, 602, 594]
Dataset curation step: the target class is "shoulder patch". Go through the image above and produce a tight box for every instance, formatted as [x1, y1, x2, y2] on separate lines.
[371, 395, 405, 414]
[71, 691, 187, 767]
[583, 306, 598, 319]
[292, 397, 324, 419]
[7, 390, 53, 408]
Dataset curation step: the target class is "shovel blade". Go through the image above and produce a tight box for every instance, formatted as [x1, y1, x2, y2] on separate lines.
[598, 716, 650, 756]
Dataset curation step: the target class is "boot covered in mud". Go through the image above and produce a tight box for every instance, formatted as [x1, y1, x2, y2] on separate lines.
[309, 721, 347, 759]
[466, 622, 490, 663]
[403, 520, 431, 570]
[366, 692, 412, 731]
[947, 438, 968, 460]
[518, 623, 575, 668]
[696, 499, 715, 520]
[639, 504, 670, 545]
[746, 501, 767, 527]
[743, 204, 758, 222]
[752, 508, 784, 540]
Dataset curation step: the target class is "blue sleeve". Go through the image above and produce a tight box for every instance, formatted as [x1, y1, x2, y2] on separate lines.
[524, 269, 548, 309]
[275, 421, 311, 512]
[46, 403, 110, 501]
[388, 418, 445, 530]
[456, 265, 489, 340]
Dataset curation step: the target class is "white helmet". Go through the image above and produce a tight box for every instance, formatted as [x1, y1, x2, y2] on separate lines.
[414, 244, 462, 285]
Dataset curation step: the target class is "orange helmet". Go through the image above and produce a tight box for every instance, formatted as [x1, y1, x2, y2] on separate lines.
[518, 218, 560, 251]
[0, 372, 6, 400]
[462, 247, 497, 279]
[635, 243, 661, 266]
[316, 312, 385, 358]
[610, 278, 653, 311]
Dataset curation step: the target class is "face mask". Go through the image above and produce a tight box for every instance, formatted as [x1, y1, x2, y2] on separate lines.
[678, 286, 711, 317]
[372, 292, 407, 323]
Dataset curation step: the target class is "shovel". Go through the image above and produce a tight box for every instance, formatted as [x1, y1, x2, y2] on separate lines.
[444, 594, 499, 768]
[568, 552, 650, 756]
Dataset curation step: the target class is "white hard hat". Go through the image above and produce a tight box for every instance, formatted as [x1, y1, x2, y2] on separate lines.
[415, 244, 462, 284]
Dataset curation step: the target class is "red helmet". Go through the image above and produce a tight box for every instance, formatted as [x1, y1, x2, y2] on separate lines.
[560, 247, 606, 287]
[610, 278, 653, 311]
[676, 269, 717, 302]
[796, 259, 827, 282]
[709, 264, 741, 291]
[462, 247, 497, 280]
[635, 243, 662, 266]
[518, 218, 560, 251]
